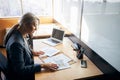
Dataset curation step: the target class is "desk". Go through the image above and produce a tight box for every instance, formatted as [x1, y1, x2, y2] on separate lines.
[34, 37, 103, 80]
[33, 23, 72, 39]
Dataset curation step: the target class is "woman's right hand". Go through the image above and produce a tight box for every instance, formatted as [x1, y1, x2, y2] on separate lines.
[41, 63, 58, 71]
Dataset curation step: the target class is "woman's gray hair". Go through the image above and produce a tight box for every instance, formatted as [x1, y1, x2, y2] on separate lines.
[4, 12, 39, 47]
[19, 12, 40, 26]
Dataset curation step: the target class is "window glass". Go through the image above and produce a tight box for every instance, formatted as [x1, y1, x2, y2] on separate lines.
[54, 0, 82, 38]
[22, 0, 52, 16]
[0, 0, 52, 17]
[0, 0, 21, 17]
[81, 0, 120, 71]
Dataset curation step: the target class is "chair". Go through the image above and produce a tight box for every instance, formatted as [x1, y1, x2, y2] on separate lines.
[0, 51, 7, 80]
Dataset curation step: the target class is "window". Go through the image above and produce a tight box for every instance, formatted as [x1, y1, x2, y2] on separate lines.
[0, 0, 52, 17]
[54, 0, 82, 38]
[22, 0, 52, 16]
[0, 0, 22, 17]
[81, 0, 120, 71]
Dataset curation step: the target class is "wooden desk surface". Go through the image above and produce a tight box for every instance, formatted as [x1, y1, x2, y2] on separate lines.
[33, 23, 72, 39]
[34, 37, 103, 80]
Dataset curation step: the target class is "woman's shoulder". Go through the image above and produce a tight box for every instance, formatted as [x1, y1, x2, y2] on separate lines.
[6, 30, 24, 47]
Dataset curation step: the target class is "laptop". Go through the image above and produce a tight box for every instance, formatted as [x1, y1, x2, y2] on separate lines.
[42, 28, 65, 46]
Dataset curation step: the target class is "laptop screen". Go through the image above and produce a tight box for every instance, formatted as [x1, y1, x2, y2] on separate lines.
[52, 28, 65, 41]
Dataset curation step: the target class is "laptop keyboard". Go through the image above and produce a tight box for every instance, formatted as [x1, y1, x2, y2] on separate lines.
[49, 39, 60, 43]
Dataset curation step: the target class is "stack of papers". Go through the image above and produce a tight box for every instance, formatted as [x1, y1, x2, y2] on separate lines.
[43, 54, 72, 70]
[39, 47, 60, 57]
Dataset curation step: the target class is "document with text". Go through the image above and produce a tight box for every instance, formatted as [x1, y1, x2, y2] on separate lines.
[39, 47, 60, 57]
[43, 54, 72, 70]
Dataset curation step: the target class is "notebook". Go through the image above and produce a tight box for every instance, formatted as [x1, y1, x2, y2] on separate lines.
[42, 28, 65, 46]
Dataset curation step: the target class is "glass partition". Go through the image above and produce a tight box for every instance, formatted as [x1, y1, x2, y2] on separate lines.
[81, 0, 120, 72]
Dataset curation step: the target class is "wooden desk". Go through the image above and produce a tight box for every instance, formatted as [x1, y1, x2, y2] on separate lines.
[33, 23, 72, 39]
[34, 37, 103, 80]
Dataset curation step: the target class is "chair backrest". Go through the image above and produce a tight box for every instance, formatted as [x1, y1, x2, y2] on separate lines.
[0, 51, 7, 80]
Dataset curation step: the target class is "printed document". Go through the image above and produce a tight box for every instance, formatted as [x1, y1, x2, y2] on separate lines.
[43, 54, 72, 70]
[39, 47, 60, 57]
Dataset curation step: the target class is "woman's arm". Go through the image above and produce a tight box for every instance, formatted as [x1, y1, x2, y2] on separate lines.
[10, 42, 41, 75]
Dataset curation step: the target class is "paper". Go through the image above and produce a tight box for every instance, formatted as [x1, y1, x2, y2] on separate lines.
[39, 47, 60, 57]
[43, 53, 72, 70]
[52, 54, 72, 63]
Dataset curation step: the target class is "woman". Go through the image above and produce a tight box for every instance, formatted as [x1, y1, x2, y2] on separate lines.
[4, 12, 58, 80]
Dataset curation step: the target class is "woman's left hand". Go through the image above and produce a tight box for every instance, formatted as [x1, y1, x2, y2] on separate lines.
[33, 51, 45, 56]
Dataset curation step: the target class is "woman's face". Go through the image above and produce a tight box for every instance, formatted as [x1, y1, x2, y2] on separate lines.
[26, 20, 39, 34]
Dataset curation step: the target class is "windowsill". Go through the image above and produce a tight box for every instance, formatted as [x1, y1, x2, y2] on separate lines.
[33, 23, 72, 39]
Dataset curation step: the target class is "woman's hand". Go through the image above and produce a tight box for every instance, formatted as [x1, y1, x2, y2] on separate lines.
[41, 63, 58, 71]
[33, 51, 45, 56]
